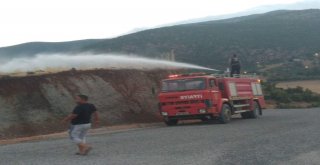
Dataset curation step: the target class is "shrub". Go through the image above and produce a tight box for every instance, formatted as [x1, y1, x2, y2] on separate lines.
[262, 82, 320, 108]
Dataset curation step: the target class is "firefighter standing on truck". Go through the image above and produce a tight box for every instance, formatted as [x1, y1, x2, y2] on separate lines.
[229, 54, 241, 77]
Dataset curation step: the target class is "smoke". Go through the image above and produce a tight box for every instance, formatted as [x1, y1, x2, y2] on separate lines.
[0, 53, 217, 74]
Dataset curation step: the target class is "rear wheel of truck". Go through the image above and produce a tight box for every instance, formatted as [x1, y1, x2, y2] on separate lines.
[164, 119, 178, 126]
[219, 104, 232, 124]
[248, 101, 260, 119]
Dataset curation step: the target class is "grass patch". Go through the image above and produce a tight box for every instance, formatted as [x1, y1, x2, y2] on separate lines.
[263, 82, 320, 109]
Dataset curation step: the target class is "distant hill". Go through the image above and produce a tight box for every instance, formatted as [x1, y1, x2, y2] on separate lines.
[0, 39, 102, 59]
[1, 9, 320, 80]
[171, 0, 320, 25]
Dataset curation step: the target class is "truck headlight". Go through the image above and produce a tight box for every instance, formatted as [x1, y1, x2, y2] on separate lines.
[161, 112, 168, 116]
[199, 109, 207, 114]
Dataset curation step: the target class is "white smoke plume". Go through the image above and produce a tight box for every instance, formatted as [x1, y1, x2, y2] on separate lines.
[0, 53, 217, 74]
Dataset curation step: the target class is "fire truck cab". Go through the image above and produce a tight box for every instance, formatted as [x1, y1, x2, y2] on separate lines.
[158, 73, 266, 126]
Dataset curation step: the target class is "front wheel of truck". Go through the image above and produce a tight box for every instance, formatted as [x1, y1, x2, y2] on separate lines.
[164, 118, 178, 126]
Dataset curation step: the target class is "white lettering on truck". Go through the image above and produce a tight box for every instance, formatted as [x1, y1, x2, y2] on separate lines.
[180, 95, 203, 100]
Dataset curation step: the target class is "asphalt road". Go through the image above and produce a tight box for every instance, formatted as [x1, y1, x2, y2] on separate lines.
[1, 108, 320, 165]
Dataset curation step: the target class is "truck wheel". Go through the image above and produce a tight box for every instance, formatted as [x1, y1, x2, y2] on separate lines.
[164, 119, 178, 126]
[219, 104, 232, 124]
[248, 101, 260, 119]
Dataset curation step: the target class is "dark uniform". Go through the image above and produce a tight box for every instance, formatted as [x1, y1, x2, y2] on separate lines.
[230, 55, 241, 77]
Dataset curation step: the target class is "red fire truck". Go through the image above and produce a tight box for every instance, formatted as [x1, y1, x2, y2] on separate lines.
[158, 73, 266, 125]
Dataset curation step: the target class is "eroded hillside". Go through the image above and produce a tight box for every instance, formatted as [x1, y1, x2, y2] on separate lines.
[0, 69, 171, 139]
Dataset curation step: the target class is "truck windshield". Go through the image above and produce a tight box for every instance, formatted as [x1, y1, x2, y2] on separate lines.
[161, 78, 206, 92]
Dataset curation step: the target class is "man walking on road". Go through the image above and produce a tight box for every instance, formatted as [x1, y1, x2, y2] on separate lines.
[62, 94, 99, 155]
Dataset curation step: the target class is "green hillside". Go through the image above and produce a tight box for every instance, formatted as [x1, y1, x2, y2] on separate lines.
[1, 9, 320, 80]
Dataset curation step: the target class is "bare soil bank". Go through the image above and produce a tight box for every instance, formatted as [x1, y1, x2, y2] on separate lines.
[0, 69, 171, 139]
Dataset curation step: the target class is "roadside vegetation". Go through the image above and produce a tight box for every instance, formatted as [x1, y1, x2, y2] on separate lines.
[263, 82, 320, 109]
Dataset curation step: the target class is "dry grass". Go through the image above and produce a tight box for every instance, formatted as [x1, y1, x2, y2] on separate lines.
[277, 80, 320, 94]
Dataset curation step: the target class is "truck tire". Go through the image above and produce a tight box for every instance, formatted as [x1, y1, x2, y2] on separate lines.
[248, 101, 260, 119]
[219, 104, 232, 124]
[164, 119, 178, 126]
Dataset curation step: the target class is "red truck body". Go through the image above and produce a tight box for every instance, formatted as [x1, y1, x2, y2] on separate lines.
[158, 73, 266, 125]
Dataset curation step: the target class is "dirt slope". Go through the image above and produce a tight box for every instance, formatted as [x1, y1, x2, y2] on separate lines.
[0, 69, 170, 139]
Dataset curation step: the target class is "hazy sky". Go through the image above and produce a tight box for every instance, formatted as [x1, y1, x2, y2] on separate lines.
[0, 0, 304, 47]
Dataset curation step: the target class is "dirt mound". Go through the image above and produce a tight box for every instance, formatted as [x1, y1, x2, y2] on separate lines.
[0, 69, 170, 139]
